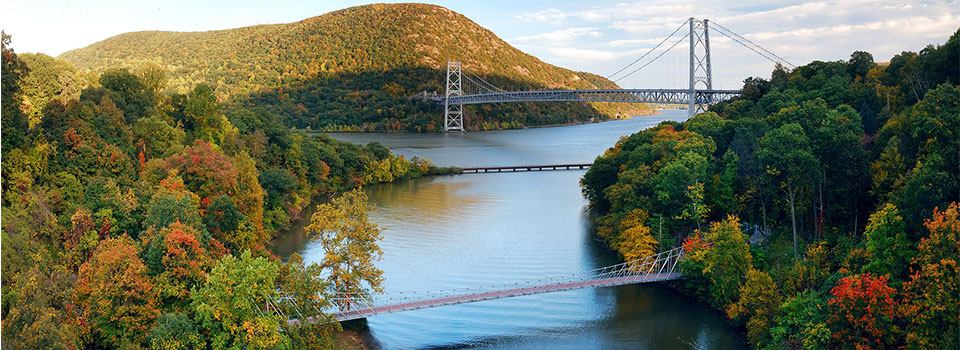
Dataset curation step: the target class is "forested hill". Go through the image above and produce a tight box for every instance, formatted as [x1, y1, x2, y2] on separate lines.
[59, 3, 646, 131]
[581, 27, 959, 349]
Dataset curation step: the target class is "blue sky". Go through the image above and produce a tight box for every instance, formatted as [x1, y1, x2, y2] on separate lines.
[2, 0, 958, 89]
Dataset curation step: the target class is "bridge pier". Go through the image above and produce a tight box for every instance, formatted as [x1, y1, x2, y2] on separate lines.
[688, 18, 713, 118]
[444, 61, 464, 132]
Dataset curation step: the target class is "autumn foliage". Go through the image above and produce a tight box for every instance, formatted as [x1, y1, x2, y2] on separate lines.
[827, 274, 897, 349]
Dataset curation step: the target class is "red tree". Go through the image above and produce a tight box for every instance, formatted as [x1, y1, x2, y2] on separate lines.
[827, 273, 898, 349]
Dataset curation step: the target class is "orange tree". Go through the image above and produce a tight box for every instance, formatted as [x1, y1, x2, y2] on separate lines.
[76, 235, 159, 347]
[901, 203, 960, 349]
[827, 273, 898, 349]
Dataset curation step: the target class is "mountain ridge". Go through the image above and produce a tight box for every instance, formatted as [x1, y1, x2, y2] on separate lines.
[59, 3, 647, 131]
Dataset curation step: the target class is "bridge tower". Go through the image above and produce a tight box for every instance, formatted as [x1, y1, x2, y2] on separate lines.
[444, 61, 464, 132]
[688, 18, 713, 118]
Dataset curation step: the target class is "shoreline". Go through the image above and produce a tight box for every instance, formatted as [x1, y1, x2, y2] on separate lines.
[295, 109, 669, 134]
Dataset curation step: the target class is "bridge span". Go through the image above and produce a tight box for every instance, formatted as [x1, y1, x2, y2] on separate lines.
[461, 163, 592, 173]
[273, 247, 683, 323]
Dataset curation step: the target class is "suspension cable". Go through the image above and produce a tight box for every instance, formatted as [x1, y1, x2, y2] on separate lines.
[604, 20, 689, 84]
[463, 66, 505, 92]
[709, 21, 796, 68]
[604, 32, 691, 88]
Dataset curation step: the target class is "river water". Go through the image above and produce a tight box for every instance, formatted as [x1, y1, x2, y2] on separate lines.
[271, 111, 746, 349]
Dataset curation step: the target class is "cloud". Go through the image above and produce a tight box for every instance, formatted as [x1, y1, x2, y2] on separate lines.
[510, 27, 603, 45]
[514, 44, 644, 63]
[515, 8, 568, 24]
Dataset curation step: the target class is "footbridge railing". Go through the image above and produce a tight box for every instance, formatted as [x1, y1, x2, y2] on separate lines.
[261, 247, 684, 323]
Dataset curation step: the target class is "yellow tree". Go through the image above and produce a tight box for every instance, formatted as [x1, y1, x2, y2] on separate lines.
[727, 269, 781, 347]
[306, 188, 384, 309]
[616, 209, 659, 266]
[901, 203, 960, 349]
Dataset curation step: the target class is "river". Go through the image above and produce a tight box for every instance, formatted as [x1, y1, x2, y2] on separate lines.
[271, 110, 747, 349]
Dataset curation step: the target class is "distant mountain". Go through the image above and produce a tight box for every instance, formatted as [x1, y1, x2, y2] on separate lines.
[61, 3, 649, 131]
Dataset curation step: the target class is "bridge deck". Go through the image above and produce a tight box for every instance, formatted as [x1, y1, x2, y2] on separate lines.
[332, 272, 680, 321]
[461, 163, 592, 173]
[434, 88, 740, 106]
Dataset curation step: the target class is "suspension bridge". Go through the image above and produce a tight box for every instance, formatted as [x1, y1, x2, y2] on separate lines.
[434, 17, 794, 131]
[265, 247, 684, 323]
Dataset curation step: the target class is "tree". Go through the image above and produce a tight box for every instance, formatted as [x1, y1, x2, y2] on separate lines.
[2, 31, 29, 153]
[231, 151, 268, 249]
[76, 235, 159, 348]
[861, 203, 913, 283]
[147, 313, 205, 350]
[141, 222, 212, 309]
[906, 84, 959, 207]
[134, 115, 185, 159]
[681, 182, 710, 230]
[684, 111, 725, 141]
[136, 62, 167, 103]
[727, 269, 781, 347]
[759, 123, 817, 261]
[2, 265, 79, 349]
[143, 178, 204, 232]
[279, 253, 339, 350]
[99, 67, 153, 123]
[848, 51, 876, 80]
[901, 203, 960, 349]
[191, 250, 289, 350]
[702, 215, 753, 309]
[768, 290, 830, 350]
[827, 274, 898, 349]
[260, 168, 298, 209]
[678, 231, 712, 301]
[163, 140, 239, 200]
[870, 136, 907, 202]
[306, 189, 384, 308]
[204, 195, 242, 236]
[614, 209, 659, 264]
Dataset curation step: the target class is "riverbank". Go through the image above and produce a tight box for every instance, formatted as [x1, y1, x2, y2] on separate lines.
[295, 109, 667, 134]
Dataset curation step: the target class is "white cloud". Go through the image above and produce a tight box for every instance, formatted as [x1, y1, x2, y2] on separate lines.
[510, 27, 603, 45]
[516, 8, 568, 24]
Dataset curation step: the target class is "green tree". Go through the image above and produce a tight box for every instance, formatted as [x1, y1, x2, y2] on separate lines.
[768, 290, 830, 350]
[862, 203, 913, 283]
[147, 313, 206, 350]
[260, 168, 298, 209]
[1, 31, 29, 153]
[702, 215, 753, 309]
[279, 253, 340, 350]
[136, 62, 167, 103]
[143, 178, 204, 232]
[134, 115, 185, 159]
[99, 67, 153, 123]
[306, 189, 385, 308]
[191, 250, 289, 350]
[759, 123, 817, 261]
[848, 51, 876, 79]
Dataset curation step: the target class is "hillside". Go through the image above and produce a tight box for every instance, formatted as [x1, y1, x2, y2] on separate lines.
[60, 3, 649, 131]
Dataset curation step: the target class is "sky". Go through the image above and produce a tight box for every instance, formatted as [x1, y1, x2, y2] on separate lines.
[2, 0, 958, 89]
